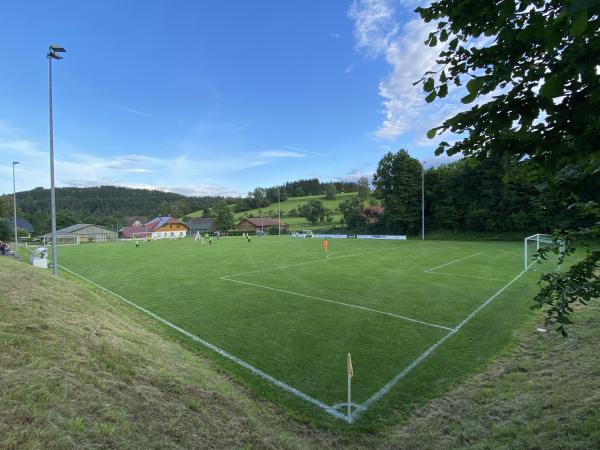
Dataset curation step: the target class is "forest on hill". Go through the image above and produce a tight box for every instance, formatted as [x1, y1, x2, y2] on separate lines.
[0, 186, 231, 234]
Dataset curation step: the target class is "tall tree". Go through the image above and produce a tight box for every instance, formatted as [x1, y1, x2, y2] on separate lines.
[373, 150, 422, 234]
[357, 177, 371, 200]
[339, 197, 366, 229]
[215, 201, 235, 231]
[324, 184, 337, 200]
[416, 0, 600, 333]
[299, 200, 326, 225]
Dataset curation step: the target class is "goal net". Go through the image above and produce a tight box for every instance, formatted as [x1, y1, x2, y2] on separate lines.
[524, 233, 563, 271]
[43, 235, 80, 246]
[131, 232, 151, 240]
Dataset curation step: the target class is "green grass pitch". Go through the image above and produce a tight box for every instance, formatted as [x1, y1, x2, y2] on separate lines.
[56, 236, 556, 426]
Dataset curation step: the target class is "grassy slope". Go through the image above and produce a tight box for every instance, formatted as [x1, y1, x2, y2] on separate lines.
[2, 256, 599, 448]
[187, 192, 362, 231]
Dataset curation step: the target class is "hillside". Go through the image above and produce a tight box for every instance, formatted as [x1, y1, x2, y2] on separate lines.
[2, 256, 599, 448]
[189, 192, 366, 231]
[2, 186, 231, 235]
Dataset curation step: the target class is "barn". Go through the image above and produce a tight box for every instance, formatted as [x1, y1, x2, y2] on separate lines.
[236, 218, 288, 233]
[42, 223, 118, 244]
[188, 218, 216, 235]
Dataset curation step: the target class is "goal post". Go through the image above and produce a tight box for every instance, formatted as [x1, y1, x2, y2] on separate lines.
[524, 233, 564, 271]
[43, 235, 80, 246]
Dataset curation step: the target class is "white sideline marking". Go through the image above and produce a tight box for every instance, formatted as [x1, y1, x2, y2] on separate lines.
[424, 271, 505, 282]
[58, 264, 351, 423]
[349, 260, 537, 423]
[423, 251, 484, 273]
[221, 277, 454, 332]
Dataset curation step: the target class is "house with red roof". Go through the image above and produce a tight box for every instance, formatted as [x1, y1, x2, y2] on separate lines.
[120, 215, 188, 239]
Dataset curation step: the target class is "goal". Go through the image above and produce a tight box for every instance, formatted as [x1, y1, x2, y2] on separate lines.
[524, 233, 563, 271]
[43, 235, 80, 246]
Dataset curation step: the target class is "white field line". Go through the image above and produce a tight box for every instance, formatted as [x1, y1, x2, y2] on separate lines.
[423, 251, 484, 273]
[424, 271, 505, 282]
[221, 277, 454, 332]
[58, 264, 351, 423]
[349, 259, 537, 423]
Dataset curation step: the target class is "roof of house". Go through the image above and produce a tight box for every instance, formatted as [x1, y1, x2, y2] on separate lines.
[240, 218, 288, 227]
[42, 223, 115, 237]
[146, 216, 187, 230]
[124, 216, 148, 226]
[120, 216, 187, 238]
[364, 205, 384, 214]
[4, 218, 34, 233]
[120, 226, 151, 238]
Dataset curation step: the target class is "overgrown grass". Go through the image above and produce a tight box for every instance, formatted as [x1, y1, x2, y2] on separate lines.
[1, 253, 599, 448]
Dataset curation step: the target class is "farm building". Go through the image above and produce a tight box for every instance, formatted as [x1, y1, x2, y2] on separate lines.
[120, 215, 188, 239]
[42, 223, 117, 243]
[188, 218, 216, 235]
[236, 218, 288, 233]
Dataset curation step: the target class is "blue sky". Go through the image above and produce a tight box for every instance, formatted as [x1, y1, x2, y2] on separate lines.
[1, 0, 464, 197]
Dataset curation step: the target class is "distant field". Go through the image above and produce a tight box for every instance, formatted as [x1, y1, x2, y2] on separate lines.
[187, 192, 366, 230]
[56, 236, 560, 425]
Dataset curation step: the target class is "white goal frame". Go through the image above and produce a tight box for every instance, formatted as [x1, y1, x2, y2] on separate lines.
[43, 235, 80, 246]
[524, 233, 563, 271]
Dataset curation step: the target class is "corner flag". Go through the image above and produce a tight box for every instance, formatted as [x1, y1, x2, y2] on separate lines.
[347, 353, 353, 378]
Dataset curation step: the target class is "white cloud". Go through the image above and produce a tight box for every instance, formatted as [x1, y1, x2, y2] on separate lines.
[345, 64, 355, 74]
[330, 32, 342, 39]
[256, 150, 306, 158]
[349, 0, 398, 56]
[117, 106, 151, 117]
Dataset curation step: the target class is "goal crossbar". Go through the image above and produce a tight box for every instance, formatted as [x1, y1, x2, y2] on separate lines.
[524, 233, 563, 271]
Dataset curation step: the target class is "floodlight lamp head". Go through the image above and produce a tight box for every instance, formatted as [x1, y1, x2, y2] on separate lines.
[48, 52, 63, 60]
[13, 161, 20, 165]
[49, 44, 66, 53]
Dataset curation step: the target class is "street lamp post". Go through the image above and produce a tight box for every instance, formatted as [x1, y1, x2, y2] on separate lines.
[47, 44, 66, 276]
[278, 187, 281, 237]
[421, 162, 425, 241]
[12, 161, 19, 248]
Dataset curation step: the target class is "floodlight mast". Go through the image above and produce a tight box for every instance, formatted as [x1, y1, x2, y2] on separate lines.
[47, 44, 66, 276]
[12, 161, 20, 248]
[421, 161, 426, 240]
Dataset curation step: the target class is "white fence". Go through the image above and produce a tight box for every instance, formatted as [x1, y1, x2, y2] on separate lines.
[356, 235, 406, 240]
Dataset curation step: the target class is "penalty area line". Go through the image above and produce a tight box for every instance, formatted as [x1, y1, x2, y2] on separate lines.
[57, 264, 351, 423]
[350, 260, 536, 423]
[423, 251, 484, 273]
[220, 277, 453, 332]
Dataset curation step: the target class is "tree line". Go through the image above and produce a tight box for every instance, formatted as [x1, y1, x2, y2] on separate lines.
[336, 149, 597, 236]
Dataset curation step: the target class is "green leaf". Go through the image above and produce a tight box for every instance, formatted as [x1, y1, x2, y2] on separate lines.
[570, 9, 588, 36]
[461, 92, 477, 104]
[428, 35, 438, 47]
[466, 77, 484, 95]
[438, 83, 448, 98]
[540, 75, 562, 99]
[423, 77, 435, 92]
[426, 128, 437, 139]
[425, 91, 437, 103]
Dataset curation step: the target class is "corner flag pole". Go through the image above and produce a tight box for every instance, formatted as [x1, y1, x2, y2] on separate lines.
[347, 352, 353, 421]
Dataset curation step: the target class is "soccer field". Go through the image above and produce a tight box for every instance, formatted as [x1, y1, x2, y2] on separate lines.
[57, 236, 555, 425]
